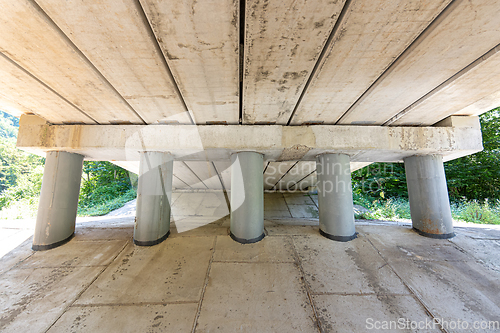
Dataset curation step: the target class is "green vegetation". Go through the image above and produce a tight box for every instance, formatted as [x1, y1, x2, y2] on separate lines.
[351, 107, 500, 225]
[0, 111, 136, 219]
[77, 161, 137, 216]
[0, 111, 44, 219]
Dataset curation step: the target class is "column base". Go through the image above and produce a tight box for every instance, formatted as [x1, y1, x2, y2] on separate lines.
[134, 230, 170, 246]
[320, 229, 357, 242]
[413, 227, 455, 239]
[230, 232, 265, 244]
[32, 233, 74, 251]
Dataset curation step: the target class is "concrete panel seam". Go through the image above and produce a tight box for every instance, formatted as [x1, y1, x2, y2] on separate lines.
[286, 0, 353, 126]
[42, 240, 129, 333]
[0, 51, 97, 124]
[30, 0, 147, 124]
[191, 236, 217, 333]
[365, 237, 451, 333]
[384, 42, 500, 126]
[289, 236, 323, 332]
[335, 0, 462, 125]
[135, 0, 193, 124]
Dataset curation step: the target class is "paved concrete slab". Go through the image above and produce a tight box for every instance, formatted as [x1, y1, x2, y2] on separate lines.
[48, 303, 198, 332]
[387, 257, 500, 328]
[314, 295, 440, 332]
[171, 219, 228, 237]
[0, 237, 33, 276]
[283, 192, 316, 206]
[73, 227, 133, 241]
[449, 234, 500, 273]
[264, 210, 292, 219]
[0, 266, 103, 333]
[0, 229, 33, 258]
[214, 235, 295, 263]
[287, 204, 319, 219]
[359, 225, 473, 262]
[195, 262, 318, 332]
[266, 225, 319, 236]
[264, 192, 289, 211]
[18, 240, 127, 269]
[75, 237, 214, 304]
[1, 200, 500, 332]
[294, 235, 409, 295]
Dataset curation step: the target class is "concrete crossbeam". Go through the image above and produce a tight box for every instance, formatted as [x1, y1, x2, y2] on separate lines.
[17, 115, 483, 164]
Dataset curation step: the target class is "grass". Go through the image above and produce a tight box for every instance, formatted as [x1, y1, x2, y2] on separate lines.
[354, 198, 411, 221]
[77, 188, 136, 216]
[0, 188, 137, 219]
[0, 197, 40, 219]
[451, 199, 500, 225]
[353, 195, 500, 225]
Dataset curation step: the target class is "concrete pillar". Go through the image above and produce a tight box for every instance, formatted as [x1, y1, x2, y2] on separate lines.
[316, 153, 357, 241]
[404, 155, 454, 238]
[33, 151, 84, 251]
[230, 152, 264, 243]
[134, 151, 173, 246]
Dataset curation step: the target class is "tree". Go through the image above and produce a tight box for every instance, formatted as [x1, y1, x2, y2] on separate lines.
[352, 108, 500, 201]
[444, 108, 500, 200]
[78, 161, 135, 208]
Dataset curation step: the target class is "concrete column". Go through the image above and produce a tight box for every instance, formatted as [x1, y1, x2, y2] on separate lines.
[404, 155, 454, 238]
[316, 153, 357, 241]
[33, 151, 84, 251]
[134, 151, 173, 246]
[230, 152, 264, 243]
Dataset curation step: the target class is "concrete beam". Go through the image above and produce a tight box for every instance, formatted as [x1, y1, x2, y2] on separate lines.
[35, 0, 190, 124]
[291, 0, 451, 125]
[140, 0, 239, 124]
[242, 0, 346, 124]
[0, 0, 144, 124]
[338, 0, 500, 125]
[17, 115, 483, 163]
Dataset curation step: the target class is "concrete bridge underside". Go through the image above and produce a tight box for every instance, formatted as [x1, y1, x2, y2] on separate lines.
[0, 0, 498, 248]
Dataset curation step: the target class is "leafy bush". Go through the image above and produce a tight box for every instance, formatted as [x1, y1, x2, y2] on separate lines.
[354, 197, 411, 220]
[451, 199, 500, 225]
[444, 109, 500, 200]
[352, 162, 408, 200]
[78, 188, 136, 216]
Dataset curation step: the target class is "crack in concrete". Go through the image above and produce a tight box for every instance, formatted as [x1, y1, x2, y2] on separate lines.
[290, 236, 323, 333]
[191, 236, 217, 333]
